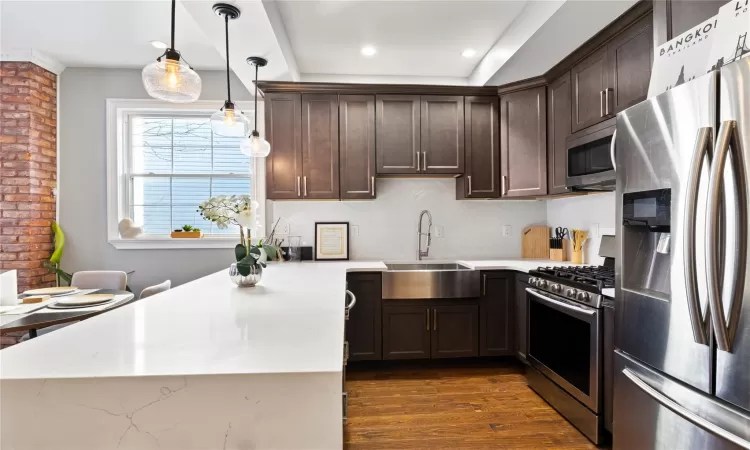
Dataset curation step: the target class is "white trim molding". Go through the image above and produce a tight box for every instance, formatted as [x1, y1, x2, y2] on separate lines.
[109, 237, 240, 250]
[1, 48, 66, 75]
[105, 98, 266, 250]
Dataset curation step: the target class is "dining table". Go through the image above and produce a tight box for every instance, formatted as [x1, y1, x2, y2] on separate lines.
[0, 289, 135, 339]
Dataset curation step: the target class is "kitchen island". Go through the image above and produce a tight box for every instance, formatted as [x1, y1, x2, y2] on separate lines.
[0, 259, 574, 450]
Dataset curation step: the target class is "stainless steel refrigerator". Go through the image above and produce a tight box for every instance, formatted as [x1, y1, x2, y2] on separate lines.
[614, 57, 750, 449]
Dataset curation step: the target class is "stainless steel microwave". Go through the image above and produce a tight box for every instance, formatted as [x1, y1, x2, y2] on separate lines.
[565, 120, 616, 191]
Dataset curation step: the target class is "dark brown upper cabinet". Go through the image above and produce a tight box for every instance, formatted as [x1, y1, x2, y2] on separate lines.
[655, 0, 725, 46]
[480, 272, 515, 357]
[301, 94, 339, 199]
[500, 86, 548, 198]
[420, 96, 464, 174]
[607, 13, 653, 115]
[346, 273, 382, 361]
[457, 96, 500, 199]
[339, 95, 376, 200]
[376, 95, 421, 174]
[571, 46, 610, 133]
[431, 305, 479, 359]
[265, 93, 302, 200]
[547, 72, 572, 195]
[382, 304, 431, 360]
[572, 13, 653, 132]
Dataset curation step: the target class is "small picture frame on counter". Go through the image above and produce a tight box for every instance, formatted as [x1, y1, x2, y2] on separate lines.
[314, 222, 350, 261]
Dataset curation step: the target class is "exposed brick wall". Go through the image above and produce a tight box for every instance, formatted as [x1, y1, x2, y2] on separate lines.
[0, 62, 57, 293]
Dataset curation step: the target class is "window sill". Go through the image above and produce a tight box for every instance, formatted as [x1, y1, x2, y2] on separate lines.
[109, 236, 239, 250]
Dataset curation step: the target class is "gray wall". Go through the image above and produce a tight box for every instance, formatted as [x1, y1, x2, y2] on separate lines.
[58, 68, 254, 294]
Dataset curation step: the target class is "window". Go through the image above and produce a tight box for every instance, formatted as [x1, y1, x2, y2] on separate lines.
[107, 100, 265, 249]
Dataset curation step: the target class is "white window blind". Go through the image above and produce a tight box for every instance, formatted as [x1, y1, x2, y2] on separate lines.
[127, 114, 251, 236]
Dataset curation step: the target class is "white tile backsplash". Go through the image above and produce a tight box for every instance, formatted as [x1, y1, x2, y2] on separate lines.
[546, 192, 616, 265]
[268, 180, 616, 263]
[268, 178, 548, 261]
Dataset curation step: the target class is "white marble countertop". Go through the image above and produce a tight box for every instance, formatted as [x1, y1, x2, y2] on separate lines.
[0, 259, 581, 381]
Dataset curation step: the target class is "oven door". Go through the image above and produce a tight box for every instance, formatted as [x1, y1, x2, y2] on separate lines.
[527, 287, 602, 413]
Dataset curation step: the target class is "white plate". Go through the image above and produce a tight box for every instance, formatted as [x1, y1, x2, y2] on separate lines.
[54, 294, 115, 307]
[22, 286, 79, 296]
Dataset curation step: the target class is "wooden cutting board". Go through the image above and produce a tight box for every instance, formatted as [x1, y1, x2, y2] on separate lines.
[522, 226, 550, 259]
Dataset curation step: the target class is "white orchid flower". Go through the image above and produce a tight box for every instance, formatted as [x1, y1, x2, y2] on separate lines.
[234, 209, 254, 228]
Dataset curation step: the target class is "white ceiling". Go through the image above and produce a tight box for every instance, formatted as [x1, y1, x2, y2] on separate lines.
[0, 0, 640, 88]
[275, 0, 527, 77]
[0, 1, 227, 70]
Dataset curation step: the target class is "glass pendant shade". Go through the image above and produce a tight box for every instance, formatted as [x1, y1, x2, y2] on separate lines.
[240, 132, 271, 157]
[210, 103, 251, 137]
[142, 57, 201, 103]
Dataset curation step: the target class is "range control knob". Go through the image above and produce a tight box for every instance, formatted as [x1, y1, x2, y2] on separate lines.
[577, 291, 590, 302]
[538, 279, 549, 289]
[550, 283, 562, 293]
[566, 288, 577, 298]
[529, 277, 537, 285]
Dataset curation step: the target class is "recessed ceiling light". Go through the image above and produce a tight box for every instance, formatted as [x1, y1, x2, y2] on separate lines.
[361, 46, 377, 57]
[461, 48, 477, 58]
[150, 40, 168, 49]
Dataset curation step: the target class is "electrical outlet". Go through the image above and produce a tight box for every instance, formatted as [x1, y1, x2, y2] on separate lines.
[434, 225, 444, 238]
[592, 223, 600, 238]
[281, 222, 290, 235]
[502, 225, 512, 237]
[351, 225, 359, 237]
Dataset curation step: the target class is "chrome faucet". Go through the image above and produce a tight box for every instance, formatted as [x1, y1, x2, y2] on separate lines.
[417, 210, 432, 260]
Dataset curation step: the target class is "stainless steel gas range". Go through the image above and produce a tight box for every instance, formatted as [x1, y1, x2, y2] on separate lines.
[524, 241, 615, 446]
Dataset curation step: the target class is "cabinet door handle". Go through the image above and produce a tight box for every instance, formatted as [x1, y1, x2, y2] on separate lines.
[423, 152, 427, 171]
[416, 151, 421, 172]
[371, 176, 375, 197]
[501, 175, 508, 196]
[303, 176, 308, 197]
[433, 309, 437, 331]
[468, 176, 472, 196]
[483, 274, 487, 296]
[605, 88, 611, 116]
[296, 176, 301, 197]
[600, 90, 605, 118]
[426, 309, 430, 331]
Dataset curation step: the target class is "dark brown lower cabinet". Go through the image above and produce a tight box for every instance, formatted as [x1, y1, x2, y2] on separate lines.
[383, 305, 431, 360]
[346, 273, 382, 361]
[383, 302, 479, 360]
[431, 305, 479, 359]
[515, 273, 529, 363]
[479, 272, 514, 356]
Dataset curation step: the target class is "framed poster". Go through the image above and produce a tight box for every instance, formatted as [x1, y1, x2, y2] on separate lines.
[648, 15, 719, 97]
[707, 0, 750, 71]
[314, 222, 349, 261]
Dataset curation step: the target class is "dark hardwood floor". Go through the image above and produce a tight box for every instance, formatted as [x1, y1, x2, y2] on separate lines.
[344, 360, 598, 449]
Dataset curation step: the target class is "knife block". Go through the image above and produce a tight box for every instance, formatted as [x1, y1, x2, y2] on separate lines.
[550, 240, 570, 262]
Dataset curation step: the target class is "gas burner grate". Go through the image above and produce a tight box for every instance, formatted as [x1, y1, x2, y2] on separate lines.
[534, 265, 615, 290]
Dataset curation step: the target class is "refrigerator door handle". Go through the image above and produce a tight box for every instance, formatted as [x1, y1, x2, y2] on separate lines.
[684, 127, 713, 345]
[707, 120, 748, 352]
[610, 129, 617, 171]
[623, 368, 750, 449]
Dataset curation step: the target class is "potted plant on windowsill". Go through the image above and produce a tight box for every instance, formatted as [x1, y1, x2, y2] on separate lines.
[170, 224, 203, 239]
[198, 195, 278, 287]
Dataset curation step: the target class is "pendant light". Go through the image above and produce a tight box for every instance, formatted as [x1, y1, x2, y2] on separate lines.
[240, 57, 271, 157]
[142, 0, 201, 103]
[210, 3, 251, 137]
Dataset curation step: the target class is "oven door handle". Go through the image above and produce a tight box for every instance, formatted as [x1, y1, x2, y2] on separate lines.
[526, 287, 596, 317]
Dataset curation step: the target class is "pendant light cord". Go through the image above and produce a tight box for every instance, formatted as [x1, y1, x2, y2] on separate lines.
[170, 0, 176, 50]
[254, 63, 259, 131]
[224, 15, 231, 103]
